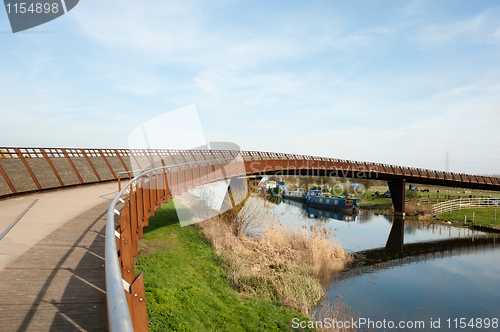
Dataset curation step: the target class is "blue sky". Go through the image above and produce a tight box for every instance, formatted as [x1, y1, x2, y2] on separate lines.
[1, 0, 500, 175]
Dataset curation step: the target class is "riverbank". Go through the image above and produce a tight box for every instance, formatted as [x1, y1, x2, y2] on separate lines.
[199, 215, 352, 313]
[357, 196, 392, 213]
[358, 194, 433, 218]
[135, 200, 315, 331]
[434, 207, 500, 231]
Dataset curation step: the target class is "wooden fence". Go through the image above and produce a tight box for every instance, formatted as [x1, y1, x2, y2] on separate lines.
[433, 197, 500, 214]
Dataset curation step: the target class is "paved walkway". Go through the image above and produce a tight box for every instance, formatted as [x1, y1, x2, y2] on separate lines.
[0, 183, 119, 331]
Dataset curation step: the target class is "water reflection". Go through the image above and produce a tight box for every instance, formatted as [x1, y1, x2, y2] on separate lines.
[348, 230, 500, 281]
[385, 215, 404, 252]
[282, 199, 358, 222]
[268, 199, 500, 330]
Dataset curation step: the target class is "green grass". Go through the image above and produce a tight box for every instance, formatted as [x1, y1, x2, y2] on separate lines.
[135, 200, 313, 332]
[404, 186, 500, 202]
[358, 188, 500, 209]
[357, 191, 393, 209]
[438, 207, 500, 227]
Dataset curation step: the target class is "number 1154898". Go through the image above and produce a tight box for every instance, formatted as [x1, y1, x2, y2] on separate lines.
[446, 318, 498, 329]
[6, 2, 59, 14]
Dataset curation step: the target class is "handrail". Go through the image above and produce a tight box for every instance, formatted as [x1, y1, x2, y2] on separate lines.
[106, 178, 135, 332]
[2, 147, 500, 200]
[106, 160, 216, 332]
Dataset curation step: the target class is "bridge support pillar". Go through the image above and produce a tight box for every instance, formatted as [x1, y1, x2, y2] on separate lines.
[388, 179, 405, 215]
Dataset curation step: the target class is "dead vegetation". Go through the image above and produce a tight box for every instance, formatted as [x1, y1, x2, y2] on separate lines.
[197, 198, 352, 315]
[314, 298, 358, 332]
[221, 194, 273, 236]
[405, 201, 433, 217]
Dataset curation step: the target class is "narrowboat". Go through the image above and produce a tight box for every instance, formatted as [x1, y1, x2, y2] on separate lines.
[283, 189, 358, 214]
[281, 189, 306, 201]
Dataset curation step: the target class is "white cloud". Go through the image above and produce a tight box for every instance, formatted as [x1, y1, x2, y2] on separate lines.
[2, 1, 500, 176]
[398, 0, 427, 17]
[412, 11, 499, 46]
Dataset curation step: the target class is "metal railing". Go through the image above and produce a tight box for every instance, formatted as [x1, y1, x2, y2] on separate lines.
[2, 147, 500, 199]
[106, 158, 249, 331]
[0, 147, 132, 197]
[0, 147, 500, 197]
[433, 197, 500, 214]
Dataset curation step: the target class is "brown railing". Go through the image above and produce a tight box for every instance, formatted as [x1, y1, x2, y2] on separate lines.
[0, 147, 132, 197]
[2, 147, 500, 331]
[107, 158, 248, 331]
[2, 147, 500, 200]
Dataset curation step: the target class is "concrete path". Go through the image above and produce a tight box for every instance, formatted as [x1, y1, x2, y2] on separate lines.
[0, 183, 119, 331]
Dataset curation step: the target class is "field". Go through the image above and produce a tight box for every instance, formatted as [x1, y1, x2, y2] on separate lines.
[437, 207, 500, 227]
[357, 190, 392, 209]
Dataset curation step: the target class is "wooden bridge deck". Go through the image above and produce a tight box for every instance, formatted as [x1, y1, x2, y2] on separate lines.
[0, 200, 111, 331]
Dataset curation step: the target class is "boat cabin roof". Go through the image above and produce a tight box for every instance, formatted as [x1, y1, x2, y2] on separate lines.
[307, 190, 323, 196]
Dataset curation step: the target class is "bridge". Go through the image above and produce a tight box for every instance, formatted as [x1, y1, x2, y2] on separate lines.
[1, 147, 500, 331]
[2, 147, 500, 213]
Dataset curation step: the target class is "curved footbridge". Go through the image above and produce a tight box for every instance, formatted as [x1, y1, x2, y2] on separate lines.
[1, 147, 499, 331]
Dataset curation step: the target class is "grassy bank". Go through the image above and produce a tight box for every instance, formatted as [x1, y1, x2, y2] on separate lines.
[135, 200, 315, 331]
[438, 207, 500, 228]
[199, 218, 351, 314]
[357, 191, 433, 217]
[357, 192, 392, 210]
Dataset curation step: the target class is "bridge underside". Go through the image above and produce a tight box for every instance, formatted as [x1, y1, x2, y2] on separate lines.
[260, 169, 500, 191]
[260, 169, 499, 214]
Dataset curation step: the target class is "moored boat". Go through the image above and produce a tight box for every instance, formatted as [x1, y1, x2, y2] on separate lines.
[282, 189, 306, 201]
[283, 189, 359, 214]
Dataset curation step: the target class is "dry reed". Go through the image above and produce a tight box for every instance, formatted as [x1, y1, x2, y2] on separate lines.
[198, 211, 352, 315]
[314, 298, 358, 332]
[405, 201, 433, 216]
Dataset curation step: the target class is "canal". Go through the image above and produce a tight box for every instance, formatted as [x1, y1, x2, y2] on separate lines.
[266, 199, 500, 331]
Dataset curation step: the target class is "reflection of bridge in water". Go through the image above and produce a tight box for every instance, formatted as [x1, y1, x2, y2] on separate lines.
[279, 200, 500, 281]
[339, 217, 500, 281]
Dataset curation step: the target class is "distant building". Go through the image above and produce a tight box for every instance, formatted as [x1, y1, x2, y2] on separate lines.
[265, 181, 277, 189]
